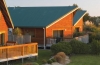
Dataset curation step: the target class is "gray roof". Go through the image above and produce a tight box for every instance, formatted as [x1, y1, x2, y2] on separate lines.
[8, 6, 77, 28]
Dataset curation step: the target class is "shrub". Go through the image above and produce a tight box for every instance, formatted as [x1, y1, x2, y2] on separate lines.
[51, 41, 72, 55]
[47, 60, 53, 64]
[51, 58, 56, 62]
[69, 39, 90, 54]
[73, 32, 84, 37]
[54, 54, 63, 64]
[90, 40, 100, 54]
[42, 59, 47, 64]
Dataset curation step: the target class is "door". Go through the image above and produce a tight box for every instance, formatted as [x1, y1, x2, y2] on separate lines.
[53, 30, 63, 43]
[75, 27, 79, 32]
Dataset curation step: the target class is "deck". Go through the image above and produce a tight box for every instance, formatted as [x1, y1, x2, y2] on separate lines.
[0, 43, 38, 62]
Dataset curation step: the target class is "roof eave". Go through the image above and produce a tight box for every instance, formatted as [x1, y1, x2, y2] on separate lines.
[3, 0, 14, 29]
[74, 11, 87, 26]
[46, 7, 79, 28]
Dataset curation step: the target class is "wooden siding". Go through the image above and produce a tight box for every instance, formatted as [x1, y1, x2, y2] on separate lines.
[74, 18, 83, 32]
[46, 13, 74, 38]
[0, 11, 8, 44]
[20, 28, 44, 44]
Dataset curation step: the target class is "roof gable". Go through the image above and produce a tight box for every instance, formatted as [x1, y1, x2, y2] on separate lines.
[8, 6, 77, 28]
[0, 0, 14, 28]
[73, 10, 87, 26]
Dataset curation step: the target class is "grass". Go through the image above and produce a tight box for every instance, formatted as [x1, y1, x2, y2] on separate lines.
[68, 54, 100, 65]
[36, 49, 52, 64]
[1, 49, 100, 65]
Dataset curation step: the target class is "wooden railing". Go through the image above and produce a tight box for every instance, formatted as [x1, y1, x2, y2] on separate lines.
[0, 43, 38, 62]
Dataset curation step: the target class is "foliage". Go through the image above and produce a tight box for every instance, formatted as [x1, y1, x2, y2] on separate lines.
[90, 40, 100, 54]
[69, 39, 90, 54]
[83, 13, 90, 22]
[51, 58, 56, 62]
[42, 59, 47, 64]
[47, 60, 53, 64]
[73, 32, 84, 37]
[89, 32, 100, 43]
[51, 41, 72, 55]
[13, 27, 22, 36]
[73, 4, 78, 7]
[84, 24, 97, 32]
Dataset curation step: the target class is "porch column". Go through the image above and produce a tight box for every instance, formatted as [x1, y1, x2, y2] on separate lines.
[43, 28, 46, 49]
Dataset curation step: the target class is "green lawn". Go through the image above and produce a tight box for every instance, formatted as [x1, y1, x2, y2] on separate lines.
[37, 50, 100, 65]
[1, 49, 100, 65]
[68, 54, 100, 65]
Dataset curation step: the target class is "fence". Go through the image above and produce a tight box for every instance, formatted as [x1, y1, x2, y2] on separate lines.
[8, 34, 31, 44]
[75, 34, 89, 43]
[0, 43, 38, 62]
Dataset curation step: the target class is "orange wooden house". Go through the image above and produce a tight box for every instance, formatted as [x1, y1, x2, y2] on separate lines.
[0, 0, 14, 46]
[8, 6, 87, 48]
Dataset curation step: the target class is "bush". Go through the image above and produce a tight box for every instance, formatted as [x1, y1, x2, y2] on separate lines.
[51, 41, 72, 55]
[42, 59, 47, 64]
[51, 58, 56, 62]
[69, 39, 90, 54]
[90, 40, 100, 54]
[47, 60, 53, 64]
[73, 32, 84, 37]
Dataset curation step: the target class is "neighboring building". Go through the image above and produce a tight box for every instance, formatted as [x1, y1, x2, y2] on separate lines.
[0, 0, 14, 45]
[73, 10, 87, 32]
[8, 6, 86, 48]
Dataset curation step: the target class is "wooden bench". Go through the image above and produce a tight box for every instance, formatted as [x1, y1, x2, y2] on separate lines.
[6, 41, 17, 46]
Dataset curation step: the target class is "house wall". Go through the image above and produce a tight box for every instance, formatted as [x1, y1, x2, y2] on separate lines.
[20, 28, 44, 44]
[74, 18, 83, 32]
[0, 11, 8, 44]
[46, 12, 74, 39]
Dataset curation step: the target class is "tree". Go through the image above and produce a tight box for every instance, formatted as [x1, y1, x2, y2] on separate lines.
[13, 27, 22, 36]
[73, 4, 78, 7]
[83, 13, 90, 22]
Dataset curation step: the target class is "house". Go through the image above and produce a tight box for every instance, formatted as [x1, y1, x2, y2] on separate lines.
[73, 10, 87, 32]
[0, 0, 14, 46]
[8, 6, 87, 48]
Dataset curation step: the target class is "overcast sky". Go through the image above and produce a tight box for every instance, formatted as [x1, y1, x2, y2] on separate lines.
[5, 0, 100, 16]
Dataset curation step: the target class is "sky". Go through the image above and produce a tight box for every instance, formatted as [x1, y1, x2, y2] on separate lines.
[5, 0, 100, 17]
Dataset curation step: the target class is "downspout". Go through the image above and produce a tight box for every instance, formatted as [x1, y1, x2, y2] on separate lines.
[43, 28, 46, 49]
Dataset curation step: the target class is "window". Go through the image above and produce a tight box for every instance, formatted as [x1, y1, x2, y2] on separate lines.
[53, 30, 63, 43]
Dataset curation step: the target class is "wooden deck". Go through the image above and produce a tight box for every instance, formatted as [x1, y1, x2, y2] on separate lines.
[0, 43, 38, 62]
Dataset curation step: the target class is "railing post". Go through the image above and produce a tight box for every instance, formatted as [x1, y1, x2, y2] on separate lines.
[6, 48, 9, 65]
[22, 45, 24, 65]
